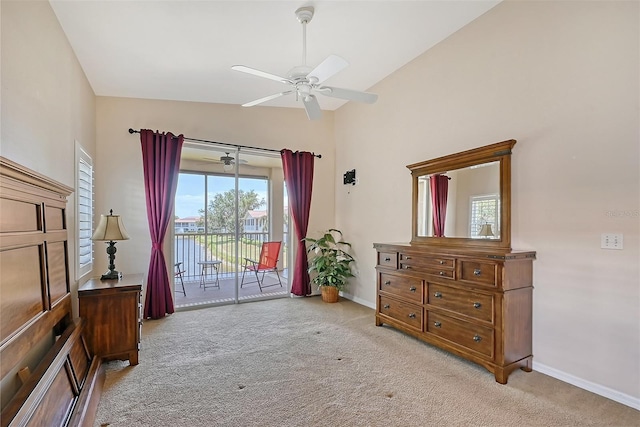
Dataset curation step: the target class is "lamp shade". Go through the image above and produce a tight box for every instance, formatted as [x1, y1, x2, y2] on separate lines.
[477, 223, 494, 237]
[91, 211, 130, 241]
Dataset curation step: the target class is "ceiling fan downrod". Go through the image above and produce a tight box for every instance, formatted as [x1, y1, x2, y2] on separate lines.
[295, 7, 314, 67]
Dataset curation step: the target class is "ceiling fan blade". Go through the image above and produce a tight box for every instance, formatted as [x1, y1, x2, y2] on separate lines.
[307, 55, 349, 85]
[302, 95, 322, 120]
[242, 90, 294, 107]
[319, 86, 378, 104]
[232, 65, 293, 85]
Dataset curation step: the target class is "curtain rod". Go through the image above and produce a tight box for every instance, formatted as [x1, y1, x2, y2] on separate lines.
[128, 128, 321, 158]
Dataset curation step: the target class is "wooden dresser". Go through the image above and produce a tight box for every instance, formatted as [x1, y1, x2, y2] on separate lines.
[375, 140, 536, 384]
[374, 243, 535, 383]
[79, 274, 143, 365]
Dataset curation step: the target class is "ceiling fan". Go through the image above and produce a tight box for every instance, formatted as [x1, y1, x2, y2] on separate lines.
[231, 6, 378, 120]
[202, 152, 247, 171]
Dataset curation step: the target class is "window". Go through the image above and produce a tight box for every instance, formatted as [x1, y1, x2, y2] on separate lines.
[469, 194, 499, 238]
[76, 142, 94, 278]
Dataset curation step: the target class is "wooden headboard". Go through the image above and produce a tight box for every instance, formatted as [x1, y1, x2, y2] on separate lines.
[0, 157, 103, 427]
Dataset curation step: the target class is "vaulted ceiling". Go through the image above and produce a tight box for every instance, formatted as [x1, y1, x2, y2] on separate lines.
[50, 1, 500, 112]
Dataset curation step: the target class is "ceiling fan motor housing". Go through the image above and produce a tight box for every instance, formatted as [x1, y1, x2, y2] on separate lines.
[295, 6, 314, 23]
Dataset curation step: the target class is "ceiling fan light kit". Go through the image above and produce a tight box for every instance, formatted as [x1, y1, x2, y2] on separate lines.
[231, 6, 378, 120]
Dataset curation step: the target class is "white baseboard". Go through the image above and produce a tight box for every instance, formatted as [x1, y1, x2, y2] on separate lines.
[533, 362, 640, 410]
[341, 293, 375, 310]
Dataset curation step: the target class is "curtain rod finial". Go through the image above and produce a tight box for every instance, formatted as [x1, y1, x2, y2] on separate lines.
[128, 128, 136, 134]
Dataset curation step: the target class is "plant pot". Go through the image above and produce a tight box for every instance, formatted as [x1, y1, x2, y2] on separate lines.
[320, 286, 339, 303]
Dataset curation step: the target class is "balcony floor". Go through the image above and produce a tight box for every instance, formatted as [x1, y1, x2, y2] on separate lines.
[173, 272, 289, 309]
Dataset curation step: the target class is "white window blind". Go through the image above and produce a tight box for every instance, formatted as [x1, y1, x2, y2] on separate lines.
[76, 143, 93, 278]
[469, 194, 499, 238]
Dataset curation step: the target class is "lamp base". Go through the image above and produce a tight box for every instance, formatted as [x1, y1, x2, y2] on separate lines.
[100, 270, 122, 281]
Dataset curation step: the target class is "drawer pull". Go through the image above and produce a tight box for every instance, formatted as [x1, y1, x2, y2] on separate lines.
[408, 313, 416, 319]
[434, 292, 442, 298]
[473, 302, 482, 309]
[383, 304, 390, 309]
[439, 260, 445, 265]
[405, 256, 412, 260]
[384, 280, 391, 285]
[473, 269, 482, 276]
[384, 257, 391, 262]
[409, 286, 417, 292]
[473, 335, 482, 342]
[434, 321, 442, 328]
[404, 265, 412, 270]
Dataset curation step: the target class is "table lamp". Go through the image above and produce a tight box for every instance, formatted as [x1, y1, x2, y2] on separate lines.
[477, 223, 494, 238]
[92, 209, 130, 280]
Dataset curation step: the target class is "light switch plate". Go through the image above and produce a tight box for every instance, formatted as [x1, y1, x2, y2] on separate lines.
[601, 233, 623, 250]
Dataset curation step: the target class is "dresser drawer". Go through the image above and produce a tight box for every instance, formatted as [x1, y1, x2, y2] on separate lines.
[399, 253, 455, 269]
[427, 283, 494, 323]
[379, 272, 423, 303]
[377, 251, 398, 269]
[399, 263, 455, 279]
[378, 295, 423, 331]
[459, 260, 497, 287]
[427, 312, 494, 358]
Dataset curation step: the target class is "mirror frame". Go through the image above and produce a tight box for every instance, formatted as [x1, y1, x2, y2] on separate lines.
[407, 139, 516, 250]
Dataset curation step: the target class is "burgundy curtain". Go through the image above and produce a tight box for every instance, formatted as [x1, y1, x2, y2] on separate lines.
[140, 129, 184, 319]
[281, 149, 315, 296]
[430, 174, 449, 237]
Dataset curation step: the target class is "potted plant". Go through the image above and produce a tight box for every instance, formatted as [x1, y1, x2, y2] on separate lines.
[304, 229, 355, 303]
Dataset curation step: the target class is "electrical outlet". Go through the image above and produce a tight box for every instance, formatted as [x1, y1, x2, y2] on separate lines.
[601, 233, 623, 250]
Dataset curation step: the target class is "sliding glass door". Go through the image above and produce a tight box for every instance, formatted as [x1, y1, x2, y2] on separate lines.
[172, 144, 288, 309]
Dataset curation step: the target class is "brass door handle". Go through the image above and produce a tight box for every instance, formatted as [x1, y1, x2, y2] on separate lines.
[473, 302, 481, 309]
[439, 260, 445, 265]
[408, 313, 416, 319]
[434, 321, 442, 328]
[473, 269, 481, 276]
[434, 292, 443, 298]
[439, 271, 445, 276]
[409, 286, 417, 292]
[473, 335, 482, 342]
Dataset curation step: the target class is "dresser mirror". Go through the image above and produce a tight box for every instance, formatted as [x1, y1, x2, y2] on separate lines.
[407, 139, 516, 250]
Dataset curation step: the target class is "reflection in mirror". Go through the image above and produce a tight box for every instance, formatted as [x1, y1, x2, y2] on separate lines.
[416, 161, 500, 239]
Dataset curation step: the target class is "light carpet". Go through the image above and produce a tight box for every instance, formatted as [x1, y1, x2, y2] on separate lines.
[95, 297, 639, 426]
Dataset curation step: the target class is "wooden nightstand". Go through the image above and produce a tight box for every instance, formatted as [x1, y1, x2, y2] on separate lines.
[78, 274, 143, 365]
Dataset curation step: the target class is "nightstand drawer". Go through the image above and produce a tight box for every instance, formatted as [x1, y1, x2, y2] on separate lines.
[379, 272, 423, 303]
[378, 295, 423, 331]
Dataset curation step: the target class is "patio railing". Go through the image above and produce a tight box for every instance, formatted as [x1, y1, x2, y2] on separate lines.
[174, 232, 288, 281]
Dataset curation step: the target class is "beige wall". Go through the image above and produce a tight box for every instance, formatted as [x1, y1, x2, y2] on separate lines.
[1, 0, 96, 295]
[334, 1, 639, 402]
[94, 97, 335, 284]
